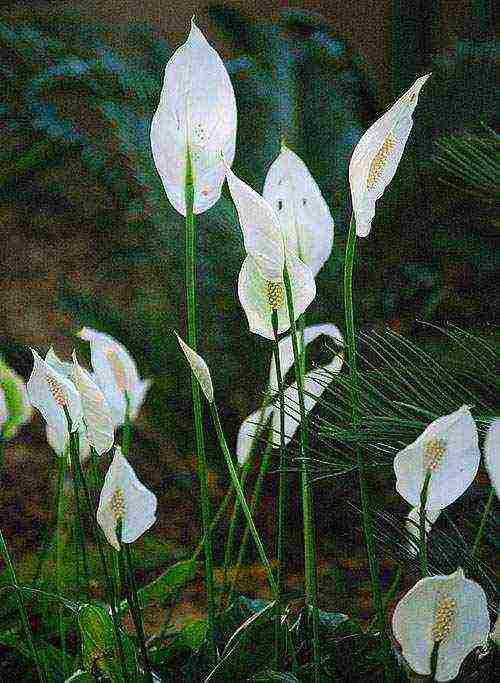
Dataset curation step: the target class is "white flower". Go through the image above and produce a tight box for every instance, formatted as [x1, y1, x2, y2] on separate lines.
[392, 568, 490, 682]
[0, 358, 32, 439]
[349, 73, 431, 237]
[27, 349, 82, 438]
[236, 324, 343, 465]
[393, 405, 480, 511]
[97, 446, 157, 551]
[225, 165, 316, 340]
[175, 333, 214, 403]
[72, 352, 114, 455]
[78, 328, 150, 427]
[405, 506, 441, 557]
[150, 18, 237, 215]
[46, 423, 91, 462]
[263, 144, 334, 275]
[484, 418, 500, 499]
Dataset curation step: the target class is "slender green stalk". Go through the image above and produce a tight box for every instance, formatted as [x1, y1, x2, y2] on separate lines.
[282, 264, 321, 681]
[471, 486, 495, 558]
[0, 433, 4, 471]
[271, 309, 287, 668]
[230, 440, 274, 603]
[184, 147, 216, 662]
[123, 543, 154, 682]
[222, 462, 251, 602]
[209, 403, 277, 595]
[64, 412, 130, 682]
[56, 455, 67, 674]
[430, 642, 439, 681]
[0, 529, 47, 682]
[122, 392, 133, 457]
[193, 482, 236, 562]
[419, 471, 432, 577]
[343, 215, 393, 680]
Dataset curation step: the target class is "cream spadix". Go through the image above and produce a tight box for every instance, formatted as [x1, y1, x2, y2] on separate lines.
[349, 73, 431, 237]
[392, 568, 490, 682]
[78, 328, 150, 427]
[150, 18, 237, 215]
[263, 145, 334, 275]
[97, 446, 157, 551]
[175, 333, 214, 403]
[393, 405, 480, 511]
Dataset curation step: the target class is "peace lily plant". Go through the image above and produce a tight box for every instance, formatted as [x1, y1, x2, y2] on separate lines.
[2, 15, 498, 683]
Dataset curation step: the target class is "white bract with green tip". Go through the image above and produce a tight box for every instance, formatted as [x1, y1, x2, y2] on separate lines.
[393, 405, 480, 511]
[349, 73, 431, 237]
[97, 446, 157, 551]
[484, 418, 500, 499]
[175, 333, 214, 403]
[72, 352, 115, 455]
[392, 568, 490, 682]
[0, 359, 32, 440]
[150, 18, 237, 215]
[78, 328, 150, 428]
[263, 145, 334, 276]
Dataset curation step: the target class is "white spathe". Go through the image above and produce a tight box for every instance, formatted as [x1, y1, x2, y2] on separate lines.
[78, 328, 150, 427]
[97, 446, 157, 551]
[349, 73, 431, 237]
[27, 350, 82, 440]
[393, 405, 480, 511]
[238, 252, 316, 340]
[484, 418, 500, 500]
[263, 145, 334, 276]
[405, 506, 441, 558]
[72, 352, 115, 455]
[150, 18, 237, 215]
[175, 333, 214, 403]
[392, 568, 490, 682]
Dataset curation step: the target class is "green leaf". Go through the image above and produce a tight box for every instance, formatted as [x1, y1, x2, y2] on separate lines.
[136, 559, 199, 608]
[317, 609, 349, 633]
[248, 671, 299, 682]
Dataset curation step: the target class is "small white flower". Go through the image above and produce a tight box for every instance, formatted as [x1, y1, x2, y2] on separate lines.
[97, 446, 157, 551]
[392, 568, 490, 682]
[484, 418, 500, 499]
[263, 144, 334, 276]
[27, 349, 82, 438]
[78, 328, 150, 427]
[175, 333, 214, 403]
[349, 73, 431, 237]
[393, 405, 480, 511]
[72, 352, 115, 455]
[0, 359, 32, 439]
[150, 18, 237, 215]
[236, 324, 343, 465]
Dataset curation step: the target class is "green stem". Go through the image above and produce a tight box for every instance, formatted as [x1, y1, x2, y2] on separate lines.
[343, 215, 393, 680]
[123, 544, 154, 682]
[56, 456, 67, 675]
[0, 529, 47, 682]
[272, 309, 287, 669]
[282, 264, 321, 681]
[471, 486, 495, 558]
[193, 482, 236, 562]
[185, 147, 216, 662]
[419, 471, 432, 577]
[222, 462, 251, 603]
[229, 440, 274, 604]
[209, 403, 277, 595]
[0, 434, 4, 471]
[64, 412, 130, 682]
[122, 392, 132, 457]
[430, 641, 439, 681]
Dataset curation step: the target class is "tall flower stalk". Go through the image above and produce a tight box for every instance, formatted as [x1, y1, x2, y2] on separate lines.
[282, 265, 321, 682]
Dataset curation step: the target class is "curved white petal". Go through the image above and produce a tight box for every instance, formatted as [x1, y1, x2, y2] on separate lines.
[393, 406, 480, 510]
[484, 418, 500, 499]
[46, 423, 90, 462]
[27, 349, 82, 434]
[225, 165, 285, 281]
[269, 323, 344, 392]
[72, 353, 115, 455]
[238, 254, 316, 340]
[349, 73, 431, 237]
[97, 446, 157, 550]
[263, 145, 334, 275]
[78, 328, 149, 427]
[236, 406, 273, 466]
[45, 347, 74, 378]
[175, 333, 214, 403]
[0, 388, 7, 432]
[405, 506, 441, 557]
[150, 19, 237, 215]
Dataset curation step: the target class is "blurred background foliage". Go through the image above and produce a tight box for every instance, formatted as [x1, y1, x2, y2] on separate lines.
[0, 0, 497, 605]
